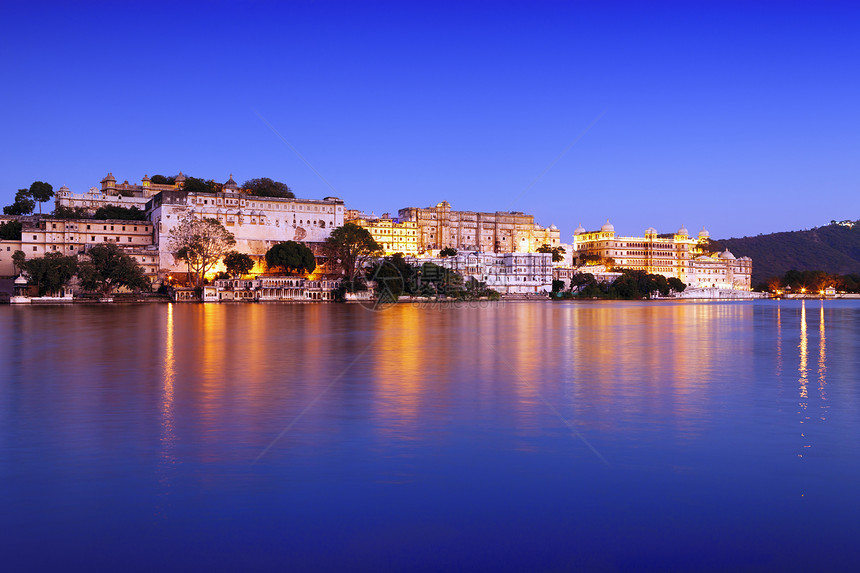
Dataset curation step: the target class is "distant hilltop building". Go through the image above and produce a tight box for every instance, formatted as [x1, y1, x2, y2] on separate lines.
[345, 210, 420, 256]
[573, 221, 752, 291]
[55, 172, 186, 213]
[397, 200, 560, 254]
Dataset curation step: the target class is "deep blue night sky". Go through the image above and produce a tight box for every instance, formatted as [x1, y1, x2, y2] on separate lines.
[1, 1, 858, 239]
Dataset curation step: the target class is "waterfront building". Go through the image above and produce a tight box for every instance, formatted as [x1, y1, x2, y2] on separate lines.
[397, 201, 560, 254]
[0, 217, 157, 278]
[146, 178, 344, 279]
[202, 276, 339, 302]
[407, 251, 553, 295]
[345, 211, 419, 256]
[572, 221, 753, 291]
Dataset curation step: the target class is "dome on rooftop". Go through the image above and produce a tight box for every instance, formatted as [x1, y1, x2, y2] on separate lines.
[574, 223, 586, 235]
[698, 226, 710, 238]
[101, 172, 115, 182]
[677, 224, 688, 236]
[549, 224, 558, 231]
[175, 172, 186, 182]
[224, 174, 238, 189]
[645, 226, 658, 235]
[719, 249, 736, 260]
[600, 220, 614, 232]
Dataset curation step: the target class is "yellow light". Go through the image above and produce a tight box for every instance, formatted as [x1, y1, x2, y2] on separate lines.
[800, 288, 806, 293]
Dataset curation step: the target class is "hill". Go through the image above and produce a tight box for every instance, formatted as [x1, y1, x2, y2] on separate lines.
[710, 221, 860, 285]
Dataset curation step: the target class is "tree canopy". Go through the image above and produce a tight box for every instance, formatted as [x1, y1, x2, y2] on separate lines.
[223, 251, 256, 277]
[150, 174, 176, 185]
[181, 177, 220, 194]
[77, 243, 149, 295]
[242, 178, 295, 198]
[3, 189, 36, 216]
[323, 223, 381, 280]
[92, 205, 147, 220]
[0, 220, 22, 240]
[537, 243, 566, 263]
[265, 241, 316, 275]
[52, 205, 89, 219]
[439, 247, 457, 258]
[29, 181, 53, 214]
[168, 218, 236, 286]
[19, 252, 78, 296]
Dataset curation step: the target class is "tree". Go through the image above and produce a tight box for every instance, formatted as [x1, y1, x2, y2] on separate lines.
[242, 177, 295, 198]
[52, 205, 89, 219]
[168, 218, 236, 287]
[12, 250, 26, 275]
[150, 174, 176, 185]
[3, 189, 35, 216]
[440, 247, 457, 257]
[265, 241, 316, 275]
[323, 223, 382, 280]
[77, 243, 149, 296]
[668, 277, 686, 293]
[29, 181, 53, 215]
[181, 176, 219, 194]
[92, 205, 147, 220]
[223, 251, 256, 277]
[537, 243, 566, 263]
[0, 220, 22, 240]
[19, 252, 78, 296]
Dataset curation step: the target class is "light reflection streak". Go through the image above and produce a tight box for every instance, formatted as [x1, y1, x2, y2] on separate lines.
[818, 302, 827, 421]
[159, 303, 177, 494]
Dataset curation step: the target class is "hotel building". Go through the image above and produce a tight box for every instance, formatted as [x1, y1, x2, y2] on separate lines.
[572, 221, 752, 290]
[407, 251, 554, 295]
[345, 211, 420, 256]
[54, 172, 186, 213]
[397, 201, 560, 254]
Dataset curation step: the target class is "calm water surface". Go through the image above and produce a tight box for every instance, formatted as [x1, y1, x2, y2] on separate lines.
[2, 300, 860, 571]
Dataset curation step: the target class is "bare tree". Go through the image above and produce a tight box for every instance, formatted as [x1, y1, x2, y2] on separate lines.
[168, 218, 236, 286]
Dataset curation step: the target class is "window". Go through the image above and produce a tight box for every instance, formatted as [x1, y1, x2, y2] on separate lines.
[134, 226, 137, 231]
[32, 246, 37, 251]
[87, 225, 91, 230]
[128, 237, 132, 242]
[91, 236, 95, 241]
[122, 226, 126, 231]
[110, 226, 114, 231]
[52, 223, 56, 229]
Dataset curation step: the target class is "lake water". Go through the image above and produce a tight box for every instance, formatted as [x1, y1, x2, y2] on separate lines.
[2, 300, 860, 571]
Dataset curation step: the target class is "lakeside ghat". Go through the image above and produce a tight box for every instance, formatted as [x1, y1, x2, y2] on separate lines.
[0, 171, 774, 304]
[3, 300, 860, 570]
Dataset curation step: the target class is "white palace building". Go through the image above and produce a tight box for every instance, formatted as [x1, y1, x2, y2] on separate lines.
[572, 221, 753, 292]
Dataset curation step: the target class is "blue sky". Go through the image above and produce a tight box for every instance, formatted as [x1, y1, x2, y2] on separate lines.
[1, 1, 858, 239]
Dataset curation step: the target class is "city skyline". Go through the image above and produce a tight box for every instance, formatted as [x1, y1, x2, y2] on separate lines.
[2, 1, 858, 240]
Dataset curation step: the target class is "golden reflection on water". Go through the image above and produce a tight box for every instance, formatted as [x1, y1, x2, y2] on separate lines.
[158, 303, 177, 495]
[796, 300, 828, 459]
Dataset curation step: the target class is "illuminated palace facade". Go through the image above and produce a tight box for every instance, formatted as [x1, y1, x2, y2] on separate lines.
[146, 175, 344, 277]
[573, 221, 752, 290]
[397, 201, 560, 254]
[345, 211, 420, 256]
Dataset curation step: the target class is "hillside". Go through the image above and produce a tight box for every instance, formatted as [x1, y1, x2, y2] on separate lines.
[710, 222, 860, 285]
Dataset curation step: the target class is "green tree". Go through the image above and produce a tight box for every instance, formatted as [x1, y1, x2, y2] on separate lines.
[150, 174, 176, 185]
[4, 189, 36, 216]
[77, 243, 149, 296]
[181, 177, 219, 194]
[323, 223, 382, 280]
[0, 220, 22, 240]
[242, 177, 295, 198]
[265, 241, 316, 275]
[12, 250, 26, 275]
[168, 218, 236, 287]
[537, 243, 566, 263]
[29, 181, 54, 215]
[223, 251, 256, 277]
[668, 277, 686, 293]
[439, 247, 457, 257]
[92, 205, 147, 220]
[19, 252, 78, 296]
[52, 205, 89, 219]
